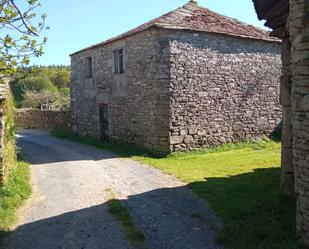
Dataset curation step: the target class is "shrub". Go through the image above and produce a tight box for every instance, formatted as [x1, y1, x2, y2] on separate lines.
[19, 76, 58, 93]
[60, 87, 70, 96]
[10, 66, 70, 108]
[50, 70, 70, 89]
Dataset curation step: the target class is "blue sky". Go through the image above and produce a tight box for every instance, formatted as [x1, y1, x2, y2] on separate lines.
[30, 0, 267, 66]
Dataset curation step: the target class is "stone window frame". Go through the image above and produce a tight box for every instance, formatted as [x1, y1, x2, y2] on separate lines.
[85, 56, 93, 79]
[113, 47, 124, 74]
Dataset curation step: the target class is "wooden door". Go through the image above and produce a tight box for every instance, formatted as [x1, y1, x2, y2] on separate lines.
[99, 104, 109, 141]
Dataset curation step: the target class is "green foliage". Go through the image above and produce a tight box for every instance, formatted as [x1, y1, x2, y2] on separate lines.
[10, 66, 70, 108]
[50, 69, 70, 89]
[0, 161, 31, 243]
[0, 0, 48, 75]
[0, 91, 31, 244]
[19, 76, 58, 93]
[60, 87, 70, 97]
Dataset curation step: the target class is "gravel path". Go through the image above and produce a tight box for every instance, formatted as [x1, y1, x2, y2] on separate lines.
[3, 129, 223, 249]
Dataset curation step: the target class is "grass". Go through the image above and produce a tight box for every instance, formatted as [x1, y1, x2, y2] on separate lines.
[0, 92, 31, 244]
[0, 161, 31, 243]
[135, 140, 301, 249]
[53, 130, 152, 158]
[107, 192, 146, 249]
[54, 131, 302, 249]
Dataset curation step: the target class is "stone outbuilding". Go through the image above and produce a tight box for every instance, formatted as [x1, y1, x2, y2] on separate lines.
[70, 1, 282, 154]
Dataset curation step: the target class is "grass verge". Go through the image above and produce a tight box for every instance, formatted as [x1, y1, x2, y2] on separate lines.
[53, 130, 153, 158]
[0, 161, 31, 243]
[107, 192, 146, 249]
[54, 131, 301, 249]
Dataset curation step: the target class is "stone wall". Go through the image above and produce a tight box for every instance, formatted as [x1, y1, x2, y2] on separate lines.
[280, 37, 294, 196]
[0, 104, 5, 184]
[168, 30, 282, 151]
[15, 109, 71, 131]
[70, 28, 171, 154]
[289, 0, 309, 245]
[0, 81, 12, 185]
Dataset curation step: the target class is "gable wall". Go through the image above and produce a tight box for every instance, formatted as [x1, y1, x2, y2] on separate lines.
[167, 30, 282, 151]
[70, 29, 171, 154]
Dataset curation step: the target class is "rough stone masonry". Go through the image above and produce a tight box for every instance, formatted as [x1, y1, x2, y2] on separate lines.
[168, 30, 281, 151]
[70, 1, 282, 154]
[289, 0, 309, 245]
[253, 0, 309, 246]
[0, 81, 10, 185]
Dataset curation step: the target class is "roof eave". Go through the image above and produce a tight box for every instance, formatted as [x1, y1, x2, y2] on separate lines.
[70, 27, 280, 57]
[70, 24, 161, 56]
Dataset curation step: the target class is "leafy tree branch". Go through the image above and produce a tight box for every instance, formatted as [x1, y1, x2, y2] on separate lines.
[0, 0, 48, 76]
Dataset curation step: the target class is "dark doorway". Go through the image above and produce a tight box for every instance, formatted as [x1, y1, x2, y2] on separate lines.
[99, 104, 109, 141]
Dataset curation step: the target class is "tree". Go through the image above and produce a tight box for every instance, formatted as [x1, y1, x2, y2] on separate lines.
[10, 66, 70, 107]
[0, 0, 47, 76]
[22, 90, 58, 109]
[22, 89, 69, 110]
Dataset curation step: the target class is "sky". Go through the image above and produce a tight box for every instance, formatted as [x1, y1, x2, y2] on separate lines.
[29, 0, 267, 66]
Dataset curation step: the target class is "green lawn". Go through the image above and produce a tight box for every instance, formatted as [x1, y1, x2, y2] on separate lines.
[0, 161, 31, 243]
[133, 140, 302, 249]
[54, 131, 302, 249]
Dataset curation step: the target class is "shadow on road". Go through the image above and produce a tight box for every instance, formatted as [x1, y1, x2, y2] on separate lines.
[2, 168, 300, 249]
[17, 129, 118, 165]
[2, 185, 222, 249]
[2, 129, 299, 249]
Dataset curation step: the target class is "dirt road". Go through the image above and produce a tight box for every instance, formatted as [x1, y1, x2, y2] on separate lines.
[3, 129, 222, 249]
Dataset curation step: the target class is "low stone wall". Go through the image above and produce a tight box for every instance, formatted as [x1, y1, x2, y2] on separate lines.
[0, 82, 10, 185]
[15, 109, 71, 131]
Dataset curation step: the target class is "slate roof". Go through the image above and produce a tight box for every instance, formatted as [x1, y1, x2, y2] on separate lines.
[72, 1, 280, 55]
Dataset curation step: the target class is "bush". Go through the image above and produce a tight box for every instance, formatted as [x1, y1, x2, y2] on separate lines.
[10, 66, 70, 108]
[0, 90, 31, 244]
[60, 87, 70, 97]
[50, 70, 70, 89]
[19, 76, 58, 93]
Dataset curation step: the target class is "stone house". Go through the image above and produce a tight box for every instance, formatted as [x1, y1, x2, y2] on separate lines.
[70, 0, 282, 154]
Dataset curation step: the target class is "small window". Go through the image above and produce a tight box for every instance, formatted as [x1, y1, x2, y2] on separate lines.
[114, 48, 124, 74]
[85, 57, 93, 78]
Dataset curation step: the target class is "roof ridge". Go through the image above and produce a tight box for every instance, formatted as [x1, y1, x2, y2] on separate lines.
[71, 1, 280, 56]
[182, 2, 271, 35]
